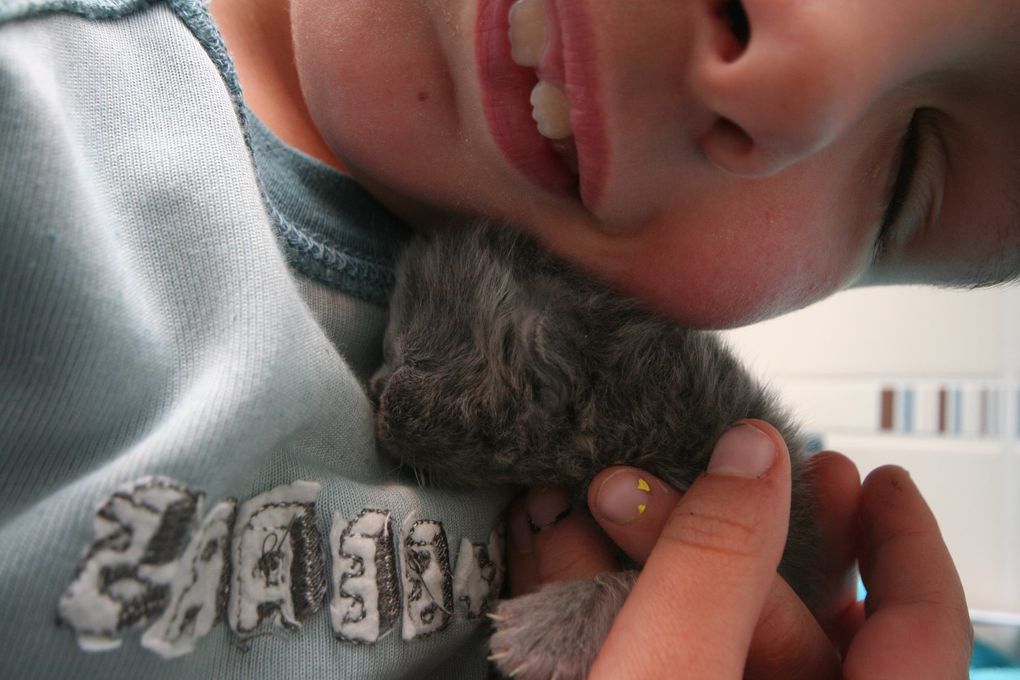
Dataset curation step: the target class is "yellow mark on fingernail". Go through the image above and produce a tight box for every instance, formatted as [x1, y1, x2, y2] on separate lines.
[637, 478, 651, 492]
[637, 503, 647, 515]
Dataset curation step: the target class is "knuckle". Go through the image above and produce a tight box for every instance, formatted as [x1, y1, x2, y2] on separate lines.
[747, 592, 830, 679]
[533, 518, 615, 583]
[659, 505, 763, 561]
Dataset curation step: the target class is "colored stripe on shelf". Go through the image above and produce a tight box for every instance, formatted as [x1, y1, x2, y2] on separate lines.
[880, 388, 895, 432]
[938, 388, 948, 435]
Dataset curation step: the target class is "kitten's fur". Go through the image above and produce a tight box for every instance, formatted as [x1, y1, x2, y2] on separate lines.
[369, 223, 819, 680]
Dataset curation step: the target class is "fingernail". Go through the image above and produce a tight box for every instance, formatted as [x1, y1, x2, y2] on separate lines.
[508, 506, 533, 554]
[592, 469, 652, 525]
[707, 421, 778, 478]
[526, 486, 572, 532]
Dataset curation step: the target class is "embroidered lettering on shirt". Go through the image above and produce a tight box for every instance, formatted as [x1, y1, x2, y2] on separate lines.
[58, 477, 505, 657]
[329, 509, 400, 644]
[227, 480, 325, 638]
[57, 476, 202, 651]
[399, 515, 454, 640]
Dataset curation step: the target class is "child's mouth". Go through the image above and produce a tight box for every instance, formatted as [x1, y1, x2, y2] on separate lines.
[506, 0, 578, 173]
[476, 0, 603, 205]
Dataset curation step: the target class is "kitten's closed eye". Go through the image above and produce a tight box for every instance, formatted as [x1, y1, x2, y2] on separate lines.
[367, 366, 391, 409]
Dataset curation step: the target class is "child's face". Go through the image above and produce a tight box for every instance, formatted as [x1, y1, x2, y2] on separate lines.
[293, 0, 1020, 327]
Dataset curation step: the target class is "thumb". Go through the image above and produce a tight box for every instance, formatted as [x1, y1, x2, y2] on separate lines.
[589, 420, 792, 680]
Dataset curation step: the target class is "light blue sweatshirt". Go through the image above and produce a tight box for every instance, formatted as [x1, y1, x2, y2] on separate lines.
[0, 0, 511, 677]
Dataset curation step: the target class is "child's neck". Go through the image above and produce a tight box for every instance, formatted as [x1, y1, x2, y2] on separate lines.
[209, 0, 344, 171]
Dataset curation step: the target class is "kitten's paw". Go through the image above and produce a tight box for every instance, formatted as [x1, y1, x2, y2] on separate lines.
[488, 570, 637, 680]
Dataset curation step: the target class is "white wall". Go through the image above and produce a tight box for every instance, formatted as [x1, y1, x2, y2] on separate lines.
[722, 284, 1020, 616]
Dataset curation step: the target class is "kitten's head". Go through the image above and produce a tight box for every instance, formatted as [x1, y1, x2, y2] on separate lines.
[368, 224, 801, 494]
[368, 225, 578, 486]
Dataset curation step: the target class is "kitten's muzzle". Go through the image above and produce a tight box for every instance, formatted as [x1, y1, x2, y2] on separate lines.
[369, 364, 427, 449]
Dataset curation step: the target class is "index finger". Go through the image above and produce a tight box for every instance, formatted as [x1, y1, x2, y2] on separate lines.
[589, 420, 792, 680]
[845, 465, 973, 679]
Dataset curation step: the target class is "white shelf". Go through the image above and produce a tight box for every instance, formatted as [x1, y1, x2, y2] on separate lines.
[724, 285, 1020, 615]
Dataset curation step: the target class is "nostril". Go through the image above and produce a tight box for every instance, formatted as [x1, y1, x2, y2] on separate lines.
[715, 0, 750, 61]
[723, 0, 750, 46]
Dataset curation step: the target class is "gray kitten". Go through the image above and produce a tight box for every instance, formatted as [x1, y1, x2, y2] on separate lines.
[369, 222, 820, 680]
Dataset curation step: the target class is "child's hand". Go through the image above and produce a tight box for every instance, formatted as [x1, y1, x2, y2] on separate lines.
[506, 423, 972, 679]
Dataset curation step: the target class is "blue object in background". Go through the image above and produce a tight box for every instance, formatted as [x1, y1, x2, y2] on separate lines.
[973, 643, 1020, 670]
[973, 669, 1020, 680]
[901, 386, 914, 433]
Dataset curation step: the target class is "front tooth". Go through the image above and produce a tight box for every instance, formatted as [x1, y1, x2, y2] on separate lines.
[508, 0, 547, 67]
[530, 81, 572, 139]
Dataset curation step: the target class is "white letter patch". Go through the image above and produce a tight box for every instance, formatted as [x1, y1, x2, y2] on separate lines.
[57, 476, 202, 651]
[227, 480, 325, 638]
[329, 509, 400, 644]
[141, 498, 236, 658]
[399, 515, 453, 640]
[452, 525, 505, 618]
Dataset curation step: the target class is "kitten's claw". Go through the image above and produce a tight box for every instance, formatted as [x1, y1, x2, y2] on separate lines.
[508, 663, 529, 678]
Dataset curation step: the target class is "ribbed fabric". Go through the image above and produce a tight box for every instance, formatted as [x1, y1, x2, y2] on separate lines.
[0, 1, 510, 678]
[247, 114, 411, 307]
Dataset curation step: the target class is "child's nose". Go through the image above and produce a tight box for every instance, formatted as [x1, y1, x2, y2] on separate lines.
[690, 0, 916, 177]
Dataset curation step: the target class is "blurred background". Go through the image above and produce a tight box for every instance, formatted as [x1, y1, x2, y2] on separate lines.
[723, 284, 1020, 674]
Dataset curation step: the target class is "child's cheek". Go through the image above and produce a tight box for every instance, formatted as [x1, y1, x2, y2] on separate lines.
[570, 204, 865, 329]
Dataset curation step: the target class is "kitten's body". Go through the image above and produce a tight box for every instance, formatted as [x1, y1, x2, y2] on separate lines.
[370, 223, 819, 680]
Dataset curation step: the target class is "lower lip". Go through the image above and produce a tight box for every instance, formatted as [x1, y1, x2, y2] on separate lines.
[554, 0, 606, 208]
[476, 0, 581, 199]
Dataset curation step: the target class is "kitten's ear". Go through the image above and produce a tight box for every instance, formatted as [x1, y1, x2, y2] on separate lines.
[515, 309, 584, 414]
